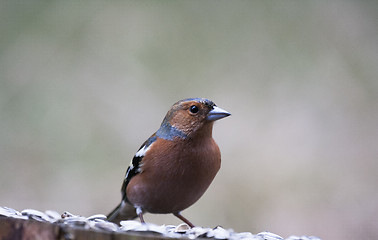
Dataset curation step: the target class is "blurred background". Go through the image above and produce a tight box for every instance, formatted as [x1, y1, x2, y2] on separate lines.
[1, 1, 377, 239]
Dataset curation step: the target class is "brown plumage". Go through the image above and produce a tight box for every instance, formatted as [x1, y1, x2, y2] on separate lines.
[107, 98, 230, 227]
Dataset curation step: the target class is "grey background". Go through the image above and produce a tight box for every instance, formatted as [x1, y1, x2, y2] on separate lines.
[1, 1, 377, 239]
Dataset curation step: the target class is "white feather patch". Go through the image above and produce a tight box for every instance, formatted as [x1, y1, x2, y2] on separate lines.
[127, 142, 153, 174]
[135, 145, 150, 157]
[135, 206, 143, 215]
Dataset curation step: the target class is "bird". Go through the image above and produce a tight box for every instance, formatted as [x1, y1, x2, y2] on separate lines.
[107, 98, 230, 227]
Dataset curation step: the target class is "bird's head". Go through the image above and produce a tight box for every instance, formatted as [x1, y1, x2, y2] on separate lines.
[157, 98, 230, 140]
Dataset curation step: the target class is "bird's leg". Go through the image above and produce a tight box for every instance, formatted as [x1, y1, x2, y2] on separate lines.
[136, 207, 145, 224]
[173, 212, 195, 228]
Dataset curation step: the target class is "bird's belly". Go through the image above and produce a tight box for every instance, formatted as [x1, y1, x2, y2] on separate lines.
[126, 165, 218, 214]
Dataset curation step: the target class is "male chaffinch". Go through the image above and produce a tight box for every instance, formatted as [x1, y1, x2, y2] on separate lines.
[107, 98, 230, 227]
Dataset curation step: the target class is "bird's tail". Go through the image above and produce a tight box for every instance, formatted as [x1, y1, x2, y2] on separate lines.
[107, 201, 138, 224]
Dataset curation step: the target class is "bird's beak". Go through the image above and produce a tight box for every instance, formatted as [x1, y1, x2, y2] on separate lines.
[207, 106, 231, 121]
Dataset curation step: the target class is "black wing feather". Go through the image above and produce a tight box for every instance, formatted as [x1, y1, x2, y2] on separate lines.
[121, 134, 157, 202]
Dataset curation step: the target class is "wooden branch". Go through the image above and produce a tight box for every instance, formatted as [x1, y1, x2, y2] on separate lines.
[0, 207, 321, 240]
[0, 217, 175, 240]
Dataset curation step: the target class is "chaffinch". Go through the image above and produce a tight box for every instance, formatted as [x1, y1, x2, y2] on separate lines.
[107, 98, 230, 227]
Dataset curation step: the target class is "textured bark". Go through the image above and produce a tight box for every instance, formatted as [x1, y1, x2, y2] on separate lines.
[0, 217, 177, 240]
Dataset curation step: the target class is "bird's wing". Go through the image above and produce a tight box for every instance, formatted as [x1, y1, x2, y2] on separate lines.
[121, 133, 157, 201]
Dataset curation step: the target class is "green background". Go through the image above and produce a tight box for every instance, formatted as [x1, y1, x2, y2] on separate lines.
[1, 1, 377, 239]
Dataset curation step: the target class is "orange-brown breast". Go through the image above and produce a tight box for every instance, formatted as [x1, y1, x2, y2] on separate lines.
[126, 135, 221, 214]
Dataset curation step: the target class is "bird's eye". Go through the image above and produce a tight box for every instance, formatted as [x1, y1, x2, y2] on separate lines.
[189, 105, 199, 114]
